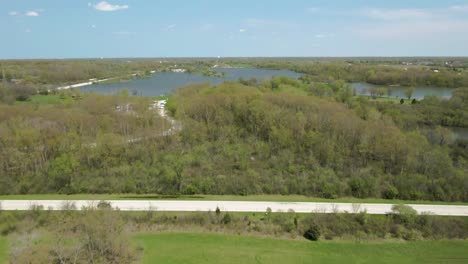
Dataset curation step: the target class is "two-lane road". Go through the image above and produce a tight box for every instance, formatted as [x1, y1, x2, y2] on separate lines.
[1, 200, 468, 216]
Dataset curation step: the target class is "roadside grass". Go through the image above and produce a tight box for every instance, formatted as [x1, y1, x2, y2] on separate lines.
[2, 231, 468, 264]
[0, 236, 7, 264]
[134, 233, 468, 264]
[0, 194, 467, 205]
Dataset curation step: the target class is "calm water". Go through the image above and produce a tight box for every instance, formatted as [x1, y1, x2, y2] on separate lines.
[80, 68, 302, 96]
[350, 82, 454, 99]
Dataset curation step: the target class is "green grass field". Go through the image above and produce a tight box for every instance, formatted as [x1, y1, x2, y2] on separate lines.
[0, 237, 7, 264]
[0, 194, 466, 205]
[134, 233, 468, 264]
[2, 233, 467, 264]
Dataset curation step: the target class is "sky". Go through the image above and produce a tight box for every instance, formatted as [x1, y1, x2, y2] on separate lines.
[1, 0, 468, 58]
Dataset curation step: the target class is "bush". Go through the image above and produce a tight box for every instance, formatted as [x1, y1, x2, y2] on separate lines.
[391, 204, 417, 225]
[303, 224, 321, 241]
[383, 184, 399, 199]
[97, 201, 113, 210]
[12, 85, 36, 101]
[222, 213, 232, 224]
[0, 212, 18, 235]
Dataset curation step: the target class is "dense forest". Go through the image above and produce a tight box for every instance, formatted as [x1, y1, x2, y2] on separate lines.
[0, 89, 169, 194]
[0, 75, 466, 201]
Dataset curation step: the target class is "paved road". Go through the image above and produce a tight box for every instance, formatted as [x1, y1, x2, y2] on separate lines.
[1, 200, 467, 216]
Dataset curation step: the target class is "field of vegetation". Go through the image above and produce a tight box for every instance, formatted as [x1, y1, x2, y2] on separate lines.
[135, 233, 468, 264]
[0, 237, 7, 264]
[1, 231, 466, 264]
[2, 231, 468, 264]
[1, 59, 468, 261]
[0, 205, 467, 263]
[0, 58, 467, 203]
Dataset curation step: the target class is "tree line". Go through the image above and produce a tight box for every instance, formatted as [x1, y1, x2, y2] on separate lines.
[225, 58, 468, 88]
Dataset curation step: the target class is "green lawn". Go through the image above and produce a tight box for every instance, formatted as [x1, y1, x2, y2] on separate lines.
[0, 236, 7, 264]
[134, 233, 468, 264]
[0, 194, 466, 205]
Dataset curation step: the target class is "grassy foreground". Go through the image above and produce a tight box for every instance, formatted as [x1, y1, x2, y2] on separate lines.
[0, 194, 467, 205]
[1, 233, 467, 264]
[135, 233, 468, 264]
[0, 237, 7, 264]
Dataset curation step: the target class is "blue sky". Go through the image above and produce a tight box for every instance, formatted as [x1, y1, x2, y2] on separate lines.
[2, 0, 468, 58]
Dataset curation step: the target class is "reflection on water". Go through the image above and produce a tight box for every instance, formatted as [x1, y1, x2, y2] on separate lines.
[80, 68, 301, 96]
[350, 82, 454, 99]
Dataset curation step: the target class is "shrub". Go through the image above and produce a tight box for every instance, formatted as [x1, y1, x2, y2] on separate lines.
[97, 201, 113, 210]
[0, 212, 18, 235]
[391, 204, 417, 225]
[303, 224, 321, 241]
[383, 184, 399, 199]
[222, 213, 232, 225]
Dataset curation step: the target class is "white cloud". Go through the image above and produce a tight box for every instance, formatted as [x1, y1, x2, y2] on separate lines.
[162, 24, 176, 31]
[93, 1, 129, 12]
[113, 31, 132, 35]
[9, 9, 43, 17]
[315, 33, 335, 39]
[245, 18, 292, 28]
[356, 6, 468, 38]
[239, 28, 247, 33]
[26, 11, 39, 17]
[355, 20, 468, 38]
[91, 24, 97, 28]
[450, 5, 468, 12]
[306, 7, 320, 13]
[364, 8, 430, 20]
[200, 23, 214, 31]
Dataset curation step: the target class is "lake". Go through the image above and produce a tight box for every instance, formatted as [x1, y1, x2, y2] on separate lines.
[80, 68, 302, 96]
[350, 82, 454, 99]
[80, 69, 456, 100]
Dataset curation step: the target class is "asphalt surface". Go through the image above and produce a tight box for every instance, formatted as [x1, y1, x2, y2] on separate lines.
[1, 200, 467, 216]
